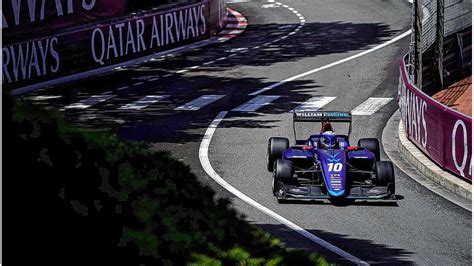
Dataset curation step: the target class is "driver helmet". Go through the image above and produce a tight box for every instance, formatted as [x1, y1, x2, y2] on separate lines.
[321, 122, 334, 133]
[319, 134, 334, 148]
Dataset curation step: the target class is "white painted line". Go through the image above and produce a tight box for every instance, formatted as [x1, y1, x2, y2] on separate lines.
[218, 29, 245, 35]
[199, 112, 369, 266]
[133, 82, 145, 86]
[249, 30, 411, 96]
[101, 90, 113, 95]
[216, 57, 227, 61]
[175, 95, 225, 111]
[218, 37, 231, 42]
[232, 95, 280, 112]
[351, 97, 393, 115]
[189, 66, 200, 70]
[176, 69, 188, 74]
[203, 61, 216, 66]
[119, 95, 169, 110]
[26, 95, 62, 101]
[149, 77, 160, 82]
[226, 17, 247, 22]
[226, 0, 253, 3]
[64, 95, 114, 110]
[117, 86, 129, 91]
[292, 96, 336, 112]
[163, 73, 173, 77]
[226, 23, 247, 29]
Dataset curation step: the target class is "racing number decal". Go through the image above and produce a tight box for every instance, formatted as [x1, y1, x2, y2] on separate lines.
[328, 163, 343, 172]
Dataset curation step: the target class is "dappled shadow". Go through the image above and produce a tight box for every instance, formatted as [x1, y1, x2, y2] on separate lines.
[22, 20, 399, 95]
[257, 223, 414, 265]
[19, 19, 400, 143]
[37, 74, 318, 143]
[130, 20, 397, 72]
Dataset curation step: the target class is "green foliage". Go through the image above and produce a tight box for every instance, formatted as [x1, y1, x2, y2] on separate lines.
[8, 97, 331, 265]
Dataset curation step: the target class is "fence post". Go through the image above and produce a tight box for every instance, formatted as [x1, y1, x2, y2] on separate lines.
[436, 0, 444, 89]
[414, 0, 423, 88]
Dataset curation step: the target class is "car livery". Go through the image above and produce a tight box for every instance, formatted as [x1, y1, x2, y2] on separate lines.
[267, 111, 395, 203]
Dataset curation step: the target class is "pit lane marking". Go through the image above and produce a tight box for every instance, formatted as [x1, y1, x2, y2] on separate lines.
[351, 97, 393, 116]
[291, 96, 336, 112]
[119, 95, 170, 110]
[64, 95, 115, 110]
[175, 95, 226, 111]
[199, 111, 369, 266]
[232, 95, 280, 112]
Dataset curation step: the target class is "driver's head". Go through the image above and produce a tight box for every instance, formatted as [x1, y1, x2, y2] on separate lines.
[321, 122, 334, 133]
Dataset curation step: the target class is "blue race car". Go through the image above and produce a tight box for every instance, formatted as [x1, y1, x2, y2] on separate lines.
[267, 111, 395, 202]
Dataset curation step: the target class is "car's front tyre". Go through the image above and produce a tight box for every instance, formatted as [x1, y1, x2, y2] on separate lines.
[274, 159, 294, 183]
[374, 161, 395, 194]
[358, 138, 381, 161]
[267, 137, 289, 172]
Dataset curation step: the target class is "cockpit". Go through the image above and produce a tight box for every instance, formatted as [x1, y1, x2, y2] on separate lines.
[307, 134, 349, 149]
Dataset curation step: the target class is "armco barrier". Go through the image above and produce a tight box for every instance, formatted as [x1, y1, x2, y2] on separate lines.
[2, 0, 227, 91]
[398, 55, 472, 181]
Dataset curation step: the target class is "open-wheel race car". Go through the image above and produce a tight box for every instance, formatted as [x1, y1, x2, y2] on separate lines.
[267, 111, 395, 203]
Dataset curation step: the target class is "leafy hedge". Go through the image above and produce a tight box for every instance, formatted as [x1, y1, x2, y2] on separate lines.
[4, 96, 330, 265]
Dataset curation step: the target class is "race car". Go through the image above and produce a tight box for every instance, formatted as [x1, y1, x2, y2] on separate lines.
[267, 111, 395, 202]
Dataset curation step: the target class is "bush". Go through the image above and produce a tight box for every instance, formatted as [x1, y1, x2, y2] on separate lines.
[4, 96, 330, 265]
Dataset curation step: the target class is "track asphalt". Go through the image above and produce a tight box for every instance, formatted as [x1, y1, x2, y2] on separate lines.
[20, 0, 471, 264]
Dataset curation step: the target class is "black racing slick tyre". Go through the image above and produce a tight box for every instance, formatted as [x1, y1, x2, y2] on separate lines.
[267, 137, 289, 172]
[374, 161, 395, 193]
[358, 138, 381, 161]
[274, 159, 294, 183]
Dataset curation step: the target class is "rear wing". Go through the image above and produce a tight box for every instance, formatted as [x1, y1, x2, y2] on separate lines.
[292, 111, 352, 144]
[293, 111, 352, 122]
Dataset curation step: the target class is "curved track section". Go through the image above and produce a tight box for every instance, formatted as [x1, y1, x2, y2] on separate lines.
[21, 0, 471, 264]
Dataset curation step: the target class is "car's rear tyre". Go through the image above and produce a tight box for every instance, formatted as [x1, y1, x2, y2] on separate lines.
[358, 138, 380, 161]
[274, 159, 294, 183]
[267, 137, 289, 172]
[374, 161, 395, 194]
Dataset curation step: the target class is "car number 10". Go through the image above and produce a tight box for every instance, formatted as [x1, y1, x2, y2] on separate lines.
[328, 163, 343, 172]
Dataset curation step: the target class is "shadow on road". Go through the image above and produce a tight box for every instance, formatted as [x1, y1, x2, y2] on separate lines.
[257, 223, 414, 265]
[23, 20, 400, 144]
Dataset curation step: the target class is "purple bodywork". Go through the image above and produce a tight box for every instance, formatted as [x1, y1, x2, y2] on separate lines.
[283, 133, 375, 197]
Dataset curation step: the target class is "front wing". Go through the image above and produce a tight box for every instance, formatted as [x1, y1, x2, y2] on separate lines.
[273, 181, 396, 201]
